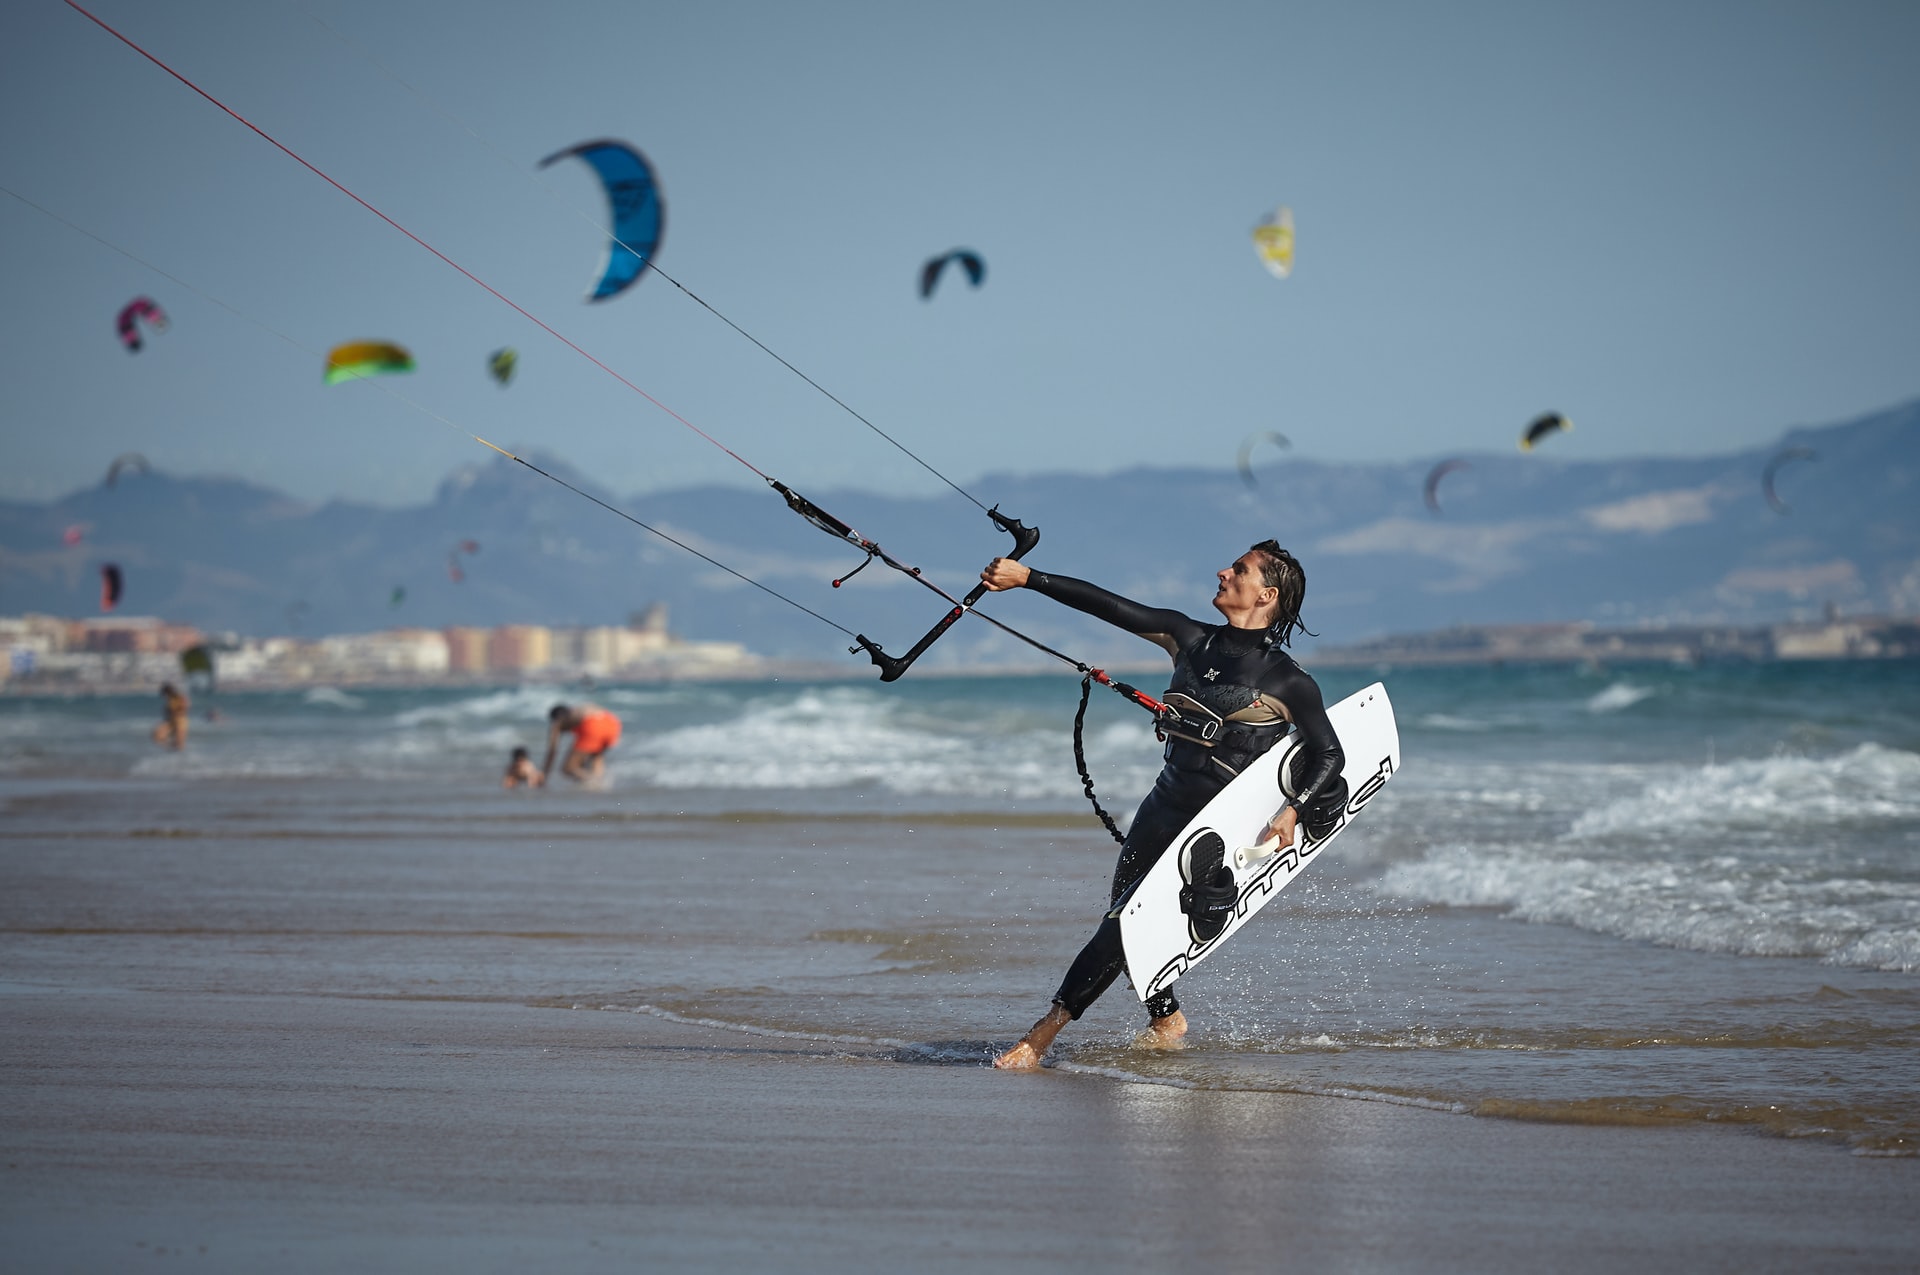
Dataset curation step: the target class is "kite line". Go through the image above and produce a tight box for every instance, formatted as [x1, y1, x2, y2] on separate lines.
[0, 179, 859, 640]
[60, 0, 1172, 700]
[293, 3, 992, 515]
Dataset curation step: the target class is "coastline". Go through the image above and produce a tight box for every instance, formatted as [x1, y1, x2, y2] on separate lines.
[9, 612, 1919, 699]
[6, 985, 1918, 1273]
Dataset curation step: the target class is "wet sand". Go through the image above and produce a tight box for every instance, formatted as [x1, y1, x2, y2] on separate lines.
[4, 985, 1918, 1272]
[3, 771, 1918, 1270]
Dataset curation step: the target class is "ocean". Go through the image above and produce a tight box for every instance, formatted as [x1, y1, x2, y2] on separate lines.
[3, 660, 1916, 1157]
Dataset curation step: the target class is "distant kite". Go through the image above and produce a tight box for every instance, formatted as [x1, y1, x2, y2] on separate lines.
[920, 250, 986, 299]
[116, 297, 168, 352]
[539, 139, 664, 301]
[1251, 207, 1294, 279]
[286, 601, 310, 632]
[1762, 447, 1818, 515]
[325, 341, 415, 385]
[1236, 431, 1291, 489]
[390, 586, 407, 608]
[99, 563, 123, 612]
[104, 452, 150, 487]
[1519, 412, 1571, 451]
[1423, 459, 1472, 515]
[62, 524, 87, 547]
[488, 348, 518, 386]
[447, 539, 480, 583]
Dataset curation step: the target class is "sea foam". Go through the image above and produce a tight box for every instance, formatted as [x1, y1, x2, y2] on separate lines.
[1586, 681, 1655, 713]
[632, 686, 1160, 798]
[1382, 743, 1920, 971]
[1568, 743, 1920, 835]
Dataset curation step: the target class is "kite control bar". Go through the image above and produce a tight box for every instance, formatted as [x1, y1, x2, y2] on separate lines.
[767, 479, 1041, 681]
[851, 505, 1039, 682]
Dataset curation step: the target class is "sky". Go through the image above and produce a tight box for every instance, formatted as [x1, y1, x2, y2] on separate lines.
[2, 0, 1917, 508]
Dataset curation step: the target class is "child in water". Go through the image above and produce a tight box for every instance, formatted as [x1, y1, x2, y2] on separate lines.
[502, 746, 545, 789]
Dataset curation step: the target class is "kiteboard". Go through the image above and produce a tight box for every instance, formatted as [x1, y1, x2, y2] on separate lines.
[1118, 682, 1399, 1001]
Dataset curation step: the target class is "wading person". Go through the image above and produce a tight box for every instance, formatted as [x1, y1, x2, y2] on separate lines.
[979, 541, 1347, 1070]
[542, 703, 623, 784]
[151, 682, 190, 751]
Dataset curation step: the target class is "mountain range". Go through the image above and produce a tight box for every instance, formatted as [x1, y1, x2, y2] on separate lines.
[3, 399, 1915, 668]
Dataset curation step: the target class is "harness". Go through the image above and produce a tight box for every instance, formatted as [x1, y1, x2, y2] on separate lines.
[1072, 627, 1293, 845]
[1156, 693, 1291, 780]
[1156, 628, 1292, 777]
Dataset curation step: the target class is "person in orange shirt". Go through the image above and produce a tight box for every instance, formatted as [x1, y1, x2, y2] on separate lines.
[542, 703, 622, 784]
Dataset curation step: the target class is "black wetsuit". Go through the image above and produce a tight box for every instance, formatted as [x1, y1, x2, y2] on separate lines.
[1025, 571, 1347, 1021]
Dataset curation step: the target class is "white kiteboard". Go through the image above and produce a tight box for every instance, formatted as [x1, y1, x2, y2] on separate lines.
[1118, 682, 1399, 1001]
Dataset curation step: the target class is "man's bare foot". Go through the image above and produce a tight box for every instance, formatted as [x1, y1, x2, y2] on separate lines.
[1134, 1009, 1188, 1050]
[993, 1004, 1072, 1070]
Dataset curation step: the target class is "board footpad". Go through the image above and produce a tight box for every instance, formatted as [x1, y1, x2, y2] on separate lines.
[1177, 831, 1238, 944]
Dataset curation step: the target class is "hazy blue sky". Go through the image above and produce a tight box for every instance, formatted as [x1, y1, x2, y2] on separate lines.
[3, 0, 1916, 506]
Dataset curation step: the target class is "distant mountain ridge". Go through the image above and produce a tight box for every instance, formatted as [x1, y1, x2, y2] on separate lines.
[2, 399, 1915, 668]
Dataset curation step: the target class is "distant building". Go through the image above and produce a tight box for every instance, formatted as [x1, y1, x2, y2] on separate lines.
[629, 603, 669, 636]
[488, 625, 552, 672]
[78, 616, 202, 655]
[1, 614, 71, 682]
[547, 610, 676, 676]
[1, 614, 200, 686]
[312, 629, 452, 678]
[210, 638, 293, 683]
[378, 629, 450, 674]
[1312, 615, 1917, 667]
[1771, 618, 1917, 660]
[444, 627, 489, 673]
[0, 614, 71, 657]
[3, 606, 768, 689]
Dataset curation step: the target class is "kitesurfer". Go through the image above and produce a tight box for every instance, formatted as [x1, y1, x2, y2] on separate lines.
[980, 541, 1347, 1070]
[152, 682, 190, 751]
[542, 703, 622, 784]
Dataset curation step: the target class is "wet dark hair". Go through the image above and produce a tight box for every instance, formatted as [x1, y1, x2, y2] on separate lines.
[548, 704, 570, 722]
[1247, 540, 1314, 648]
[511, 746, 530, 761]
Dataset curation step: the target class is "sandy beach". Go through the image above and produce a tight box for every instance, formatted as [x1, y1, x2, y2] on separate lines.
[5, 987, 1919, 1273]
[3, 979, 1920, 1267]
[3, 673, 1918, 1269]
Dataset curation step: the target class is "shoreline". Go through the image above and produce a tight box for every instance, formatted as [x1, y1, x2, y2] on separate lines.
[10, 646, 1920, 700]
[5, 985, 1916, 1272]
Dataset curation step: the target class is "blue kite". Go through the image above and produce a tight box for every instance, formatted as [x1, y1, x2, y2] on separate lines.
[539, 139, 665, 301]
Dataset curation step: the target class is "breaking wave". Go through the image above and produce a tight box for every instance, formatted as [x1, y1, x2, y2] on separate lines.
[1381, 744, 1920, 971]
